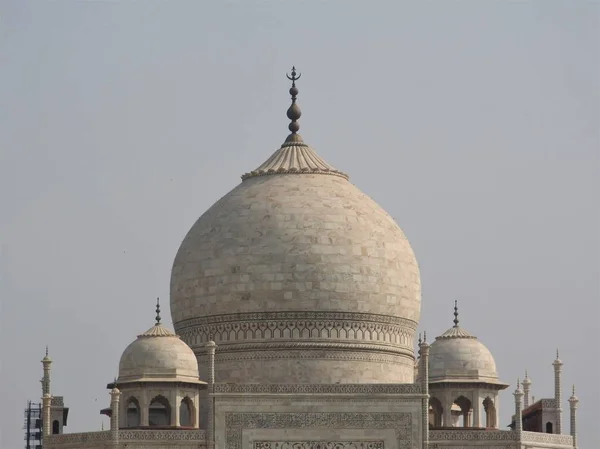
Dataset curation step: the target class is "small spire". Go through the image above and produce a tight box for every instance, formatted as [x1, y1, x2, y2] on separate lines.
[417, 333, 422, 356]
[418, 333, 422, 345]
[453, 300, 459, 327]
[45, 346, 48, 357]
[572, 384, 575, 395]
[284, 66, 303, 143]
[155, 297, 161, 325]
[556, 349, 559, 359]
[423, 330, 427, 343]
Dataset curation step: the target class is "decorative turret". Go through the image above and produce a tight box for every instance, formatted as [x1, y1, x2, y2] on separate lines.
[569, 385, 579, 449]
[553, 350, 563, 434]
[41, 346, 51, 396]
[522, 370, 532, 409]
[513, 378, 524, 436]
[419, 332, 430, 449]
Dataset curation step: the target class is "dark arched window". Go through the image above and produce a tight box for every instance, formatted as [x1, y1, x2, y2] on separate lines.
[179, 397, 195, 427]
[52, 420, 60, 434]
[126, 397, 141, 428]
[483, 397, 497, 428]
[546, 421, 553, 433]
[149, 395, 171, 427]
[429, 397, 443, 428]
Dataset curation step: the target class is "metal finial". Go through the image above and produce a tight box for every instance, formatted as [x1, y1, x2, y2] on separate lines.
[418, 333, 422, 345]
[155, 297, 161, 325]
[525, 369, 528, 379]
[453, 300, 459, 327]
[284, 66, 302, 141]
[556, 349, 560, 359]
[45, 346, 48, 357]
[423, 330, 427, 343]
[517, 377, 520, 388]
[572, 384, 575, 395]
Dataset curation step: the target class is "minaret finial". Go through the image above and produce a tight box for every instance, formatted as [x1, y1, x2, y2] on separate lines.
[284, 66, 303, 143]
[453, 300, 459, 327]
[45, 346, 48, 357]
[423, 330, 427, 343]
[155, 297, 161, 325]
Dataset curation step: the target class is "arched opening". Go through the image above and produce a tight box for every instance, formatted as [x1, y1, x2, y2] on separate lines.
[126, 397, 141, 428]
[149, 395, 171, 427]
[546, 421, 553, 434]
[179, 397, 195, 427]
[52, 420, 60, 434]
[429, 397, 443, 428]
[452, 396, 473, 427]
[483, 397, 497, 428]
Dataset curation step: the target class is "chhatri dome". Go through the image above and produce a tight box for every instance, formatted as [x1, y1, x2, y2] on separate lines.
[170, 68, 421, 383]
[427, 302, 501, 383]
[118, 299, 202, 384]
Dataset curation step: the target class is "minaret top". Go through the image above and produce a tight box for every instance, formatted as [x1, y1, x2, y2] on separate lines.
[569, 385, 579, 403]
[284, 66, 303, 144]
[514, 378, 524, 396]
[42, 346, 51, 364]
[553, 349, 563, 367]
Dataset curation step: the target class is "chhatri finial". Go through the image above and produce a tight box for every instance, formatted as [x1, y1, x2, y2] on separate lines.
[155, 297, 161, 325]
[423, 330, 427, 343]
[45, 346, 48, 357]
[284, 66, 303, 143]
[453, 300, 459, 327]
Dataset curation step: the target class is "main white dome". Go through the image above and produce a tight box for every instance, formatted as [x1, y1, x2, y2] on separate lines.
[170, 74, 421, 384]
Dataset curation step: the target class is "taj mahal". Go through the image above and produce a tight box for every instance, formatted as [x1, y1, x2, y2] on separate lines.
[39, 68, 581, 449]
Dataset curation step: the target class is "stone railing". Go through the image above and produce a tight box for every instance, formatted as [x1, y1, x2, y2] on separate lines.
[522, 431, 573, 447]
[214, 383, 422, 395]
[43, 429, 207, 448]
[44, 431, 111, 448]
[119, 428, 206, 441]
[430, 429, 518, 448]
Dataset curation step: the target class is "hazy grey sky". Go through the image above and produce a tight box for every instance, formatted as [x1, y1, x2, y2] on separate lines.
[1, 1, 598, 448]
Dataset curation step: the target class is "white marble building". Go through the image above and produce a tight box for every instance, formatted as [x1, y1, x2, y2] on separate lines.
[41, 68, 581, 449]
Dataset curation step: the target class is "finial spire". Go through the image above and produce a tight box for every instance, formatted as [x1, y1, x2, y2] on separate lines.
[453, 300, 459, 327]
[284, 66, 303, 143]
[45, 346, 48, 357]
[155, 297, 161, 325]
[423, 330, 427, 343]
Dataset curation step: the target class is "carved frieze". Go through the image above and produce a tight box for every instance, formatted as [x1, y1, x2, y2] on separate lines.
[254, 442, 384, 449]
[224, 412, 412, 449]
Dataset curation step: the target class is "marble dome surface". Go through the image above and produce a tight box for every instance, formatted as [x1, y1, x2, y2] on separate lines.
[118, 320, 202, 384]
[170, 78, 422, 384]
[428, 324, 500, 384]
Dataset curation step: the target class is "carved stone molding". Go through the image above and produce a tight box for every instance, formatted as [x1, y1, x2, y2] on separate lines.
[429, 430, 517, 441]
[204, 348, 416, 365]
[176, 311, 417, 351]
[224, 412, 412, 449]
[254, 442, 385, 449]
[214, 383, 422, 395]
